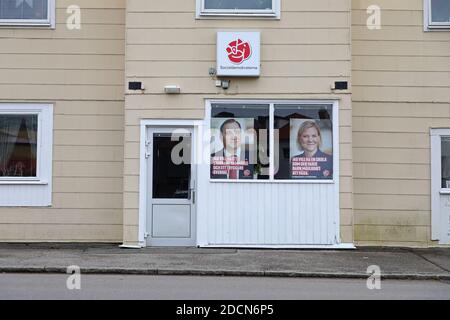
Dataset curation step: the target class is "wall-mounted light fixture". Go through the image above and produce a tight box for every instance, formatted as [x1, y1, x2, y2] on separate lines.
[331, 81, 348, 91]
[221, 80, 230, 90]
[214, 80, 230, 90]
[129, 81, 144, 91]
[164, 85, 181, 94]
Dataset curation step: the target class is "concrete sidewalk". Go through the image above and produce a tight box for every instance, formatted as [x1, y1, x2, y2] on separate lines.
[0, 243, 449, 280]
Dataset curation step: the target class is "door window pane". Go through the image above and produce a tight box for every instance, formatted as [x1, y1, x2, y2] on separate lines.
[152, 133, 191, 199]
[204, 0, 272, 10]
[442, 137, 450, 188]
[274, 105, 333, 180]
[0, 0, 48, 20]
[211, 104, 269, 180]
[0, 114, 38, 177]
[431, 0, 450, 23]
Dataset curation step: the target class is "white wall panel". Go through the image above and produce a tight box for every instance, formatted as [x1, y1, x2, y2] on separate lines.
[200, 182, 337, 245]
[0, 184, 52, 207]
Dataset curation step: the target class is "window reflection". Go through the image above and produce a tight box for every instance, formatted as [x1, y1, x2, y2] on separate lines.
[441, 137, 450, 188]
[0, 0, 48, 20]
[0, 114, 38, 177]
[152, 133, 191, 199]
[204, 0, 272, 10]
[274, 105, 333, 180]
[211, 104, 269, 180]
[431, 0, 450, 23]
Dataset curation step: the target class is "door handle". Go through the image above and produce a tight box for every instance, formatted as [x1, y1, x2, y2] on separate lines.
[190, 179, 196, 204]
[189, 188, 196, 204]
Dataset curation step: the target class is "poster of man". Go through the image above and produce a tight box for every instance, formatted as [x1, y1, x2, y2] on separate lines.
[290, 119, 333, 179]
[210, 118, 255, 180]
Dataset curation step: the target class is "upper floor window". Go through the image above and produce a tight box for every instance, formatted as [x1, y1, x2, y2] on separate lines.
[197, 0, 280, 19]
[0, 0, 55, 27]
[425, 0, 450, 30]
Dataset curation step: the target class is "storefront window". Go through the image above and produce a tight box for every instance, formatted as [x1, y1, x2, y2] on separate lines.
[441, 137, 450, 188]
[0, 114, 38, 178]
[274, 104, 333, 180]
[211, 104, 269, 180]
[210, 102, 335, 182]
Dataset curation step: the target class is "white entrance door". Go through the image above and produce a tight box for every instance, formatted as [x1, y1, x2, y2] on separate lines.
[431, 129, 450, 244]
[146, 127, 196, 246]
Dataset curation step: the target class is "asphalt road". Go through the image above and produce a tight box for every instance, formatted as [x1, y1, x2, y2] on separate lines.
[0, 273, 449, 300]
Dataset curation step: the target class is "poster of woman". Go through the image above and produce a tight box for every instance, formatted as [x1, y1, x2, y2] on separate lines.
[290, 119, 333, 179]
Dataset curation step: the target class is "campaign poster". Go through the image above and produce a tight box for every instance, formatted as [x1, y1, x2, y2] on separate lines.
[289, 119, 333, 179]
[210, 118, 256, 180]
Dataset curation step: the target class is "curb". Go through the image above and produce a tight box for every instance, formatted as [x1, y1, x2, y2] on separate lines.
[1, 267, 449, 281]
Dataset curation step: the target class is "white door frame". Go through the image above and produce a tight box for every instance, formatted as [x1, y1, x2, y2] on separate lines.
[138, 119, 204, 247]
[431, 128, 450, 244]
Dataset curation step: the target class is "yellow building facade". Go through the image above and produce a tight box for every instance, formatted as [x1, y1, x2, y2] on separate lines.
[0, 0, 448, 248]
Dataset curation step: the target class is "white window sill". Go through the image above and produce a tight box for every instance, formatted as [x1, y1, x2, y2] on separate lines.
[440, 189, 450, 195]
[197, 12, 279, 20]
[425, 27, 450, 32]
[424, 23, 450, 31]
[0, 18, 55, 29]
[0, 23, 54, 29]
[0, 180, 48, 185]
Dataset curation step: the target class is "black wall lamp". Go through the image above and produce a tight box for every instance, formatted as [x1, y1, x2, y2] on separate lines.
[128, 81, 145, 91]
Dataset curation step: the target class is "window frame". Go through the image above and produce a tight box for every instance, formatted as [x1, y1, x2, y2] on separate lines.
[424, 0, 450, 31]
[0, 104, 52, 185]
[206, 100, 339, 184]
[0, 0, 55, 28]
[197, 0, 280, 19]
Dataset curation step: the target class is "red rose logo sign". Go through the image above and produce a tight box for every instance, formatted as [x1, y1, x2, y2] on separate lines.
[226, 39, 252, 64]
[217, 32, 260, 76]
